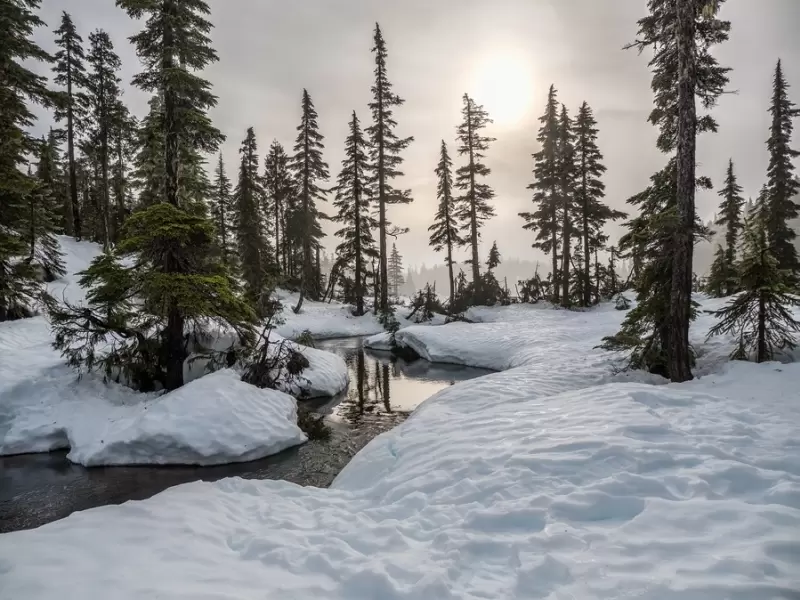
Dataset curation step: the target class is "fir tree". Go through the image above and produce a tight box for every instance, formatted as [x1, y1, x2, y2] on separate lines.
[557, 104, 578, 307]
[388, 244, 404, 299]
[211, 153, 234, 268]
[130, 95, 165, 208]
[521, 85, 561, 303]
[764, 60, 800, 278]
[332, 111, 377, 316]
[609, 0, 730, 379]
[367, 23, 413, 314]
[714, 158, 745, 294]
[264, 140, 292, 271]
[233, 127, 270, 303]
[428, 140, 462, 308]
[289, 89, 329, 311]
[110, 100, 136, 242]
[574, 101, 625, 306]
[455, 93, 495, 291]
[486, 241, 501, 272]
[53, 11, 87, 241]
[708, 209, 800, 362]
[85, 29, 122, 251]
[0, 0, 53, 321]
[706, 244, 731, 298]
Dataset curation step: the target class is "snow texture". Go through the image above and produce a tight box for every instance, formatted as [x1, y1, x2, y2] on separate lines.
[2, 286, 799, 598]
[0, 237, 344, 465]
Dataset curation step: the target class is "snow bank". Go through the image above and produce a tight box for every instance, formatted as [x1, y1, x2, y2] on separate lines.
[2, 360, 798, 599]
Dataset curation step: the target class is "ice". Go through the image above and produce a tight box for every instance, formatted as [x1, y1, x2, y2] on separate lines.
[2, 285, 799, 598]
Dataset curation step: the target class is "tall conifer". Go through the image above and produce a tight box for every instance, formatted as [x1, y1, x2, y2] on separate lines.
[714, 158, 745, 294]
[428, 140, 462, 308]
[211, 153, 234, 268]
[264, 141, 292, 271]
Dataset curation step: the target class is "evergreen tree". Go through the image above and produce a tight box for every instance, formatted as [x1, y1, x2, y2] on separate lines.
[130, 95, 165, 208]
[708, 209, 800, 362]
[53, 11, 87, 240]
[110, 100, 136, 242]
[557, 104, 578, 307]
[264, 140, 292, 271]
[714, 158, 745, 294]
[233, 128, 270, 303]
[388, 244, 405, 299]
[367, 23, 413, 314]
[486, 241, 501, 272]
[289, 89, 329, 311]
[521, 85, 561, 303]
[764, 60, 800, 278]
[428, 140, 462, 308]
[0, 0, 53, 321]
[211, 153, 234, 268]
[574, 101, 625, 306]
[332, 111, 377, 316]
[455, 93, 495, 291]
[25, 136, 67, 281]
[608, 0, 730, 379]
[706, 244, 731, 298]
[85, 29, 122, 251]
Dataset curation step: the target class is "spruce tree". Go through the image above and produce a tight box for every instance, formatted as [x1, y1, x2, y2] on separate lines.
[715, 158, 745, 294]
[211, 153, 234, 268]
[130, 95, 165, 208]
[264, 140, 292, 271]
[332, 111, 377, 316]
[53, 11, 87, 241]
[388, 244, 405, 299]
[233, 127, 270, 303]
[574, 101, 625, 307]
[289, 89, 329, 311]
[608, 0, 730, 379]
[557, 104, 578, 307]
[486, 241, 501, 272]
[110, 100, 136, 242]
[708, 208, 800, 362]
[764, 60, 800, 278]
[428, 140, 463, 308]
[85, 29, 122, 251]
[367, 23, 413, 314]
[0, 0, 53, 321]
[455, 93, 495, 292]
[706, 244, 730, 298]
[521, 85, 561, 303]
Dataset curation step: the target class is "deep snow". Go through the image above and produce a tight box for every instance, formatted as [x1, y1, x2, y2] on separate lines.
[2, 286, 798, 598]
[0, 237, 347, 465]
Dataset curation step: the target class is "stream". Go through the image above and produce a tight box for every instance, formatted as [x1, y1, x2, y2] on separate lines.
[0, 337, 491, 533]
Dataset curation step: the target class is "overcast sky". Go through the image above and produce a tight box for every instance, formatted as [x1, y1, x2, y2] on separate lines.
[31, 0, 800, 268]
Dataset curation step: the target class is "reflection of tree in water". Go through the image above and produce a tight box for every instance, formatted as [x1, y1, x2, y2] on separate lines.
[338, 348, 396, 424]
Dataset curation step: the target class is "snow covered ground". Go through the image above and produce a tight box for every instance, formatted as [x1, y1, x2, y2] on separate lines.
[0, 237, 346, 465]
[2, 288, 798, 598]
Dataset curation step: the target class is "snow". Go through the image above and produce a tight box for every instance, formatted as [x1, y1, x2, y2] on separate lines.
[2, 290, 799, 598]
[0, 237, 345, 464]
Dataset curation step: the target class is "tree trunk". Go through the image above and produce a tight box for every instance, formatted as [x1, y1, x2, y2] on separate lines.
[561, 201, 571, 308]
[447, 248, 455, 310]
[354, 186, 364, 316]
[66, 49, 82, 241]
[275, 193, 281, 268]
[757, 293, 767, 363]
[466, 101, 481, 289]
[551, 205, 559, 303]
[669, 0, 697, 383]
[377, 69, 389, 314]
[163, 2, 179, 208]
[100, 124, 111, 252]
[582, 161, 591, 307]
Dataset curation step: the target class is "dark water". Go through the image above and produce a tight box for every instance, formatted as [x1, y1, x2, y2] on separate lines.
[0, 338, 490, 534]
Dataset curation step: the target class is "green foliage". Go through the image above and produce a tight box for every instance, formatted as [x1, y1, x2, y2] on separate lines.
[486, 241, 501, 272]
[715, 158, 745, 293]
[211, 153, 235, 268]
[50, 203, 256, 391]
[708, 210, 800, 363]
[388, 243, 404, 299]
[408, 284, 444, 324]
[706, 244, 732, 298]
[295, 329, 316, 348]
[264, 140, 293, 273]
[428, 140, 462, 306]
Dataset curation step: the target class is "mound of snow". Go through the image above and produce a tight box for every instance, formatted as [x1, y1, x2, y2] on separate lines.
[1, 361, 798, 598]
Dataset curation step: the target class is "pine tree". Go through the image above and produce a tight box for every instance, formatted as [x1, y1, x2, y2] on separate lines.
[85, 29, 122, 251]
[715, 158, 745, 294]
[574, 101, 625, 307]
[264, 140, 292, 271]
[367, 23, 413, 314]
[706, 244, 730, 298]
[0, 0, 53, 321]
[455, 93, 495, 292]
[764, 60, 800, 278]
[486, 241, 501, 272]
[289, 89, 329, 311]
[53, 0, 247, 391]
[608, 0, 730, 379]
[233, 128, 269, 303]
[53, 11, 87, 241]
[428, 140, 463, 308]
[211, 153, 234, 268]
[708, 208, 800, 362]
[332, 111, 377, 316]
[388, 244, 405, 299]
[557, 104, 578, 307]
[521, 85, 561, 303]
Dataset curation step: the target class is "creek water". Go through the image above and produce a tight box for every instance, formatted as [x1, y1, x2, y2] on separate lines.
[0, 337, 491, 533]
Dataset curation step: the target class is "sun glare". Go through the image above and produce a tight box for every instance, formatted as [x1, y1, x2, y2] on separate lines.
[471, 52, 536, 127]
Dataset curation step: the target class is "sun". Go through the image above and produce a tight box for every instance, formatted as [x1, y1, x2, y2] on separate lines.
[471, 51, 536, 127]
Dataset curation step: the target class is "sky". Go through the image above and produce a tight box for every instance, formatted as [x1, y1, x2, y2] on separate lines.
[30, 0, 800, 269]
